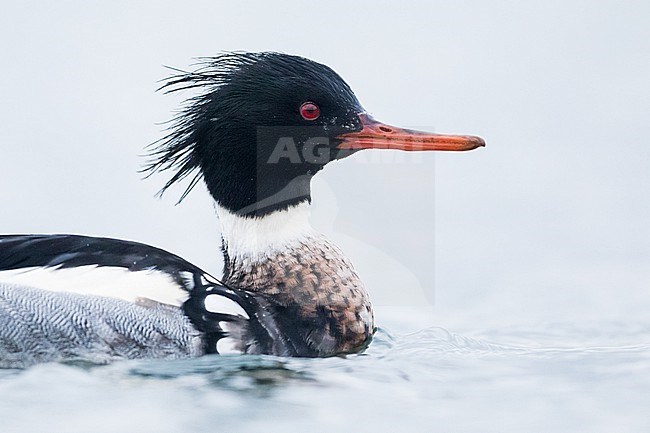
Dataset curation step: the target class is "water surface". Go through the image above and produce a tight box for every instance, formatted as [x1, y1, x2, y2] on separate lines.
[1, 310, 648, 433]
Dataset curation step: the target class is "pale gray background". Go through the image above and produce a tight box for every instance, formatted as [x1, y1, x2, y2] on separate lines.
[1, 1, 648, 329]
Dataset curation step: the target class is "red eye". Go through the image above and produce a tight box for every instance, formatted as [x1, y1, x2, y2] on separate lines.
[300, 101, 320, 121]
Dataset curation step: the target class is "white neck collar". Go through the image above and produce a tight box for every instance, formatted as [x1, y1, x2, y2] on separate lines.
[215, 202, 315, 260]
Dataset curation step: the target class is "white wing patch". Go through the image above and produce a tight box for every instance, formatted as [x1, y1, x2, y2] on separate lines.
[216, 337, 242, 355]
[0, 266, 189, 307]
[204, 294, 249, 319]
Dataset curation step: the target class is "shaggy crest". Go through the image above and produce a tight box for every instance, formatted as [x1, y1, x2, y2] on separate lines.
[143, 52, 360, 204]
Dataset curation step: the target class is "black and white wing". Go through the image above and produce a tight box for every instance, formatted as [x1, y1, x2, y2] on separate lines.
[0, 234, 278, 358]
[0, 234, 212, 296]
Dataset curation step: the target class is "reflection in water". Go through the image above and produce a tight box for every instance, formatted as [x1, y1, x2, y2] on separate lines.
[129, 356, 316, 397]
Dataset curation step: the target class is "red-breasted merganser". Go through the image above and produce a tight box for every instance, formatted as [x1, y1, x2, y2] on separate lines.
[0, 52, 484, 367]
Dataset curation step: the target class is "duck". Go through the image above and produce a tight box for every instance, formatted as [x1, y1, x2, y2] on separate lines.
[0, 52, 484, 367]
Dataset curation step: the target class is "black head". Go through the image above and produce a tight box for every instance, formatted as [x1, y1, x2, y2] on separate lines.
[145, 52, 484, 217]
[146, 52, 365, 216]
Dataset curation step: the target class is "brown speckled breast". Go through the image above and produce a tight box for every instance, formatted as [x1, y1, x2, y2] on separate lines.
[222, 235, 374, 356]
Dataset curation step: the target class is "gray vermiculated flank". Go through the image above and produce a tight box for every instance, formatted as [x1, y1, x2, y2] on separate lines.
[0, 283, 205, 368]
